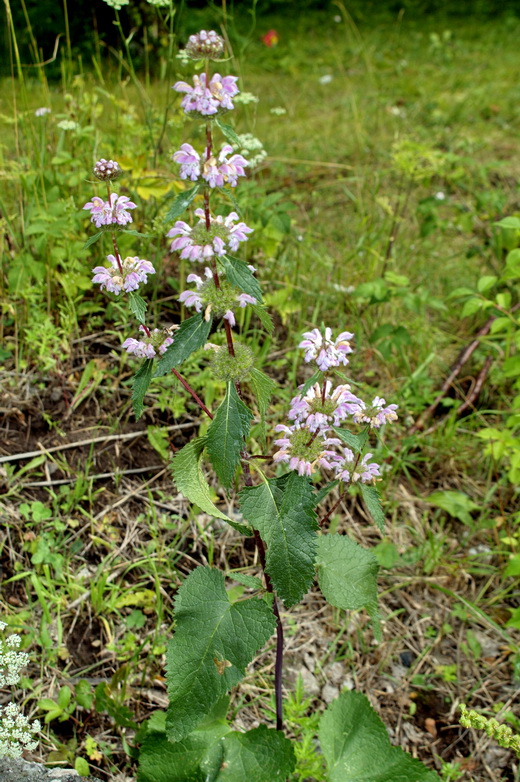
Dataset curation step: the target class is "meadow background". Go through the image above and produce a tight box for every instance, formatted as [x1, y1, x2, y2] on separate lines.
[1, 0, 520, 780]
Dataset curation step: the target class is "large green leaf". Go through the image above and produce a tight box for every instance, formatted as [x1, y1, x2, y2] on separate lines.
[219, 726, 295, 781]
[315, 534, 378, 616]
[206, 383, 253, 488]
[128, 291, 147, 324]
[359, 484, 385, 533]
[132, 359, 154, 420]
[138, 719, 294, 782]
[319, 691, 440, 782]
[239, 473, 318, 607]
[222, 255, 263, 303]
[299, 369, 322, 396]
[165, 184, 200, 223]
[332, 426, 369, 454]
[165, 567, 276, 741]
[215, 118, 241, 147]
[138, 701, 229, 782]
[249, 368, 276, 449]
[155, 313, 212, 377]
[251, 304, 274, 334]
[171, 438, 250, 534]
[83, 231, 103, 249]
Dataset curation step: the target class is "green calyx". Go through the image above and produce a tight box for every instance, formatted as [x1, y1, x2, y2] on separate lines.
[288, 428, 326, 463]
[191, 221, 229, 246]
[210, 342, 255, 382]
[200, 278, 240, 319]
[309, 394, 336, 418]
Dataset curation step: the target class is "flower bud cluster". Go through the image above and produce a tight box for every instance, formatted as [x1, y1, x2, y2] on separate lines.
[208, 342, 255, 382]
[273, 328, 398, 481]
[93, 158, 121, 181]
[459, 704, 520, 755]
[173, 143, 248, 188]
[184, 30, 225, 60]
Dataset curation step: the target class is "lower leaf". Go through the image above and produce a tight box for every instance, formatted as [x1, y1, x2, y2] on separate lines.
[319, 691, 440, 782]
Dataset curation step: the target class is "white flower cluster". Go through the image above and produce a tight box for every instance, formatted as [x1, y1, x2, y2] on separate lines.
[0, 622, 39, 759]
[236, 133, 267, 168]
[0, 622, 28, 687]
[0, 703, 40, 758]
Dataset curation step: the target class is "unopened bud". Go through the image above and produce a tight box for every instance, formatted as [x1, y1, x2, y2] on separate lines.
[185, 30, 225, 60]
[93, 158, 122, 181]
[209, 342, 254, 383]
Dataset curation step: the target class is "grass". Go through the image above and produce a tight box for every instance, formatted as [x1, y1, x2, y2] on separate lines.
[1, 5, 520, 781]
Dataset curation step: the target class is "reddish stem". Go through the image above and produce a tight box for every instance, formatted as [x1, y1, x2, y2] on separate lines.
[171, 368, 213, 419]
[105, 182, 123, 274]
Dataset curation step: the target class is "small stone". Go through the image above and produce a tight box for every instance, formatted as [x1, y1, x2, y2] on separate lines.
[0, 757, 102, 782]
[325, 661, 344, 684]
[321, 683, 339, 703]
[298, 666, 320, 697]
[303, 652, 315, 671]
[342, 675, 355, 690]
[399, 650, 415, 668]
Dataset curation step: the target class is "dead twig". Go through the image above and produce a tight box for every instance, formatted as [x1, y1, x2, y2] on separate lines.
[410, 303, 519, 434]
[0, 422, 193, 464]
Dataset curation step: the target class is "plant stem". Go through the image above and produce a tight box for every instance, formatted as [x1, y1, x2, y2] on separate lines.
[203, 52, 284, 732]
[171, 368, 214, 419]
[252, 513, 284, 732]
[105, 183, 124, 274]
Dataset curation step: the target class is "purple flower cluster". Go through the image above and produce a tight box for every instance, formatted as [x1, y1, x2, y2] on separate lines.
[173, 143, 248, 187]
[299, 327, 354, 372]
[167, 208, 253, 262]
[272, 326, 398, 481]
[122, 326, 174, 359]
[288, 380, 363, 432]
[351, 395, 399, 428]
[173, 73, 239, 116]
[179, 267, 257, 326]
[83, 193, 137, 228]
[329, 449, 381, 484]
[273, 424, 340, 477]
[92, 255, 155, 295]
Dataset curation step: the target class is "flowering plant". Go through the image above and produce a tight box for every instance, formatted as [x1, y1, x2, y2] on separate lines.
[0, 622, 40, 759]
[82, 29, 439, 782]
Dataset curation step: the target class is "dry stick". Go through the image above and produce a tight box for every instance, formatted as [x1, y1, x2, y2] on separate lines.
[20, 464, 165, 488]
[421, 354, 495, 438]
[0, 423, 194, 465]
[410, 302, 520, 434]
[381, 176, 413, 278]
[457, 355, 494, 416]
[203, 107, 285, 731]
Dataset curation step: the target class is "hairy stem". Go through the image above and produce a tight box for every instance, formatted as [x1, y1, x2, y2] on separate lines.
[252, 516, 284, 731]
[105, 183, 123, 274]
[202, 54, 283, 731]
[171, 367, 213, 419]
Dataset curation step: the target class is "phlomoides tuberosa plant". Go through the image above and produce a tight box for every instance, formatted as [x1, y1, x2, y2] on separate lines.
[82, 28, 440, 782]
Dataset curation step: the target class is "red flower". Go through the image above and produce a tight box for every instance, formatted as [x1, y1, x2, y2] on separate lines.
[261, 29, 279, 47]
